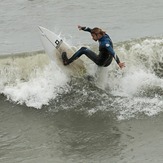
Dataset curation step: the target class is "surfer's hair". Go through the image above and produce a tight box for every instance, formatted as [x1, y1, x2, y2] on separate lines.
[91, 27, 106, 36]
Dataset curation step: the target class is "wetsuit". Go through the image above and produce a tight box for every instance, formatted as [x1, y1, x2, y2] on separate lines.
[66, 27, 120, 67]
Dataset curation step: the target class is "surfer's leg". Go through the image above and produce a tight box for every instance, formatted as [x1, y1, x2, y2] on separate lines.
[103, 55, 113, 67]
[67, 47, 99, 64]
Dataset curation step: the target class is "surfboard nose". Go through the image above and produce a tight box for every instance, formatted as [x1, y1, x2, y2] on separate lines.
[38, 26, 43, 30]
[38, 26, 45, 36]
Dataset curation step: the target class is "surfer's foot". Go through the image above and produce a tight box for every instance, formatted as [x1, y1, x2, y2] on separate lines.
[62, 52, 69, 65]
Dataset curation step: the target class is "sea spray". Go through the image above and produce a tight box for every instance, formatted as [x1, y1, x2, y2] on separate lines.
[0, 37, 163, 119]
[0, 52, 70, 108]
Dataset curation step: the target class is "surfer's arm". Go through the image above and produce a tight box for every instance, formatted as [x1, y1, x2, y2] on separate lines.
[109, 49, 125, 69]
[105, 44, 125, 69]
[78, 25, 92, 33]
[105, 44, 120, 64]
[111, 52, 125, 69]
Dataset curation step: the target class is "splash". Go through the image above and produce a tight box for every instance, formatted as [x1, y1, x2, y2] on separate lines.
[105, 37, 163, 119]
[107, 37, 163, 96]
[50, 36, 163, 120]
[0, 36, 163, 120]
[0, 52, 69, 109]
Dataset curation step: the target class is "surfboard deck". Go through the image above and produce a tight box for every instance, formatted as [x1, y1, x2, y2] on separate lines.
[38, 26, 86, 76]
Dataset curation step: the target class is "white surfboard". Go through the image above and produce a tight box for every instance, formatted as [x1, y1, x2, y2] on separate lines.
[38, 26, 86, 76]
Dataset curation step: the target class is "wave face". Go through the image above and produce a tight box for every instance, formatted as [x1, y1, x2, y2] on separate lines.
[0, 37, 163, 120]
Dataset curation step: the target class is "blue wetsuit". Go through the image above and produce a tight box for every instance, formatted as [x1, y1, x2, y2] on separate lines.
[67, 27, 120, 67]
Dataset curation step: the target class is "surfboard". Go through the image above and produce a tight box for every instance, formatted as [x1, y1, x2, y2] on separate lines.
[38, 26, 86, 76]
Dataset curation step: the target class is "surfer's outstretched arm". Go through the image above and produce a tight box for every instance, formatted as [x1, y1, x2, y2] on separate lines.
[78, 25, 92, 33]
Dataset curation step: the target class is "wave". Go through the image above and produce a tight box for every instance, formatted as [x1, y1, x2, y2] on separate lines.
[0, 51, 70, 108]
[0, 36, 163, 120]
[109, 36, 163, 96]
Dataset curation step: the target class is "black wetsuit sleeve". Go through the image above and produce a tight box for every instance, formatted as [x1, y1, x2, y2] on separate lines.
[81, 27, 92, 33]
[114, 55, 120, 64]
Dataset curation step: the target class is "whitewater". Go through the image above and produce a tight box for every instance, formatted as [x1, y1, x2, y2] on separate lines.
[0, 36, 162, 120]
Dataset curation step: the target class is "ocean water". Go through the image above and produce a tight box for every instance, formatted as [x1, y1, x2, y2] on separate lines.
[0, 0, 163, 163]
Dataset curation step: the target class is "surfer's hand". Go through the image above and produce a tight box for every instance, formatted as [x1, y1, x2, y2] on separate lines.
[78, 25, 85, 30]
[118, 62, 125, 69]
[78, 25, 82, 30]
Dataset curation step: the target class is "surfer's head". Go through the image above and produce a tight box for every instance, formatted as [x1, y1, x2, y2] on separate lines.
[91, 27, 106, 41]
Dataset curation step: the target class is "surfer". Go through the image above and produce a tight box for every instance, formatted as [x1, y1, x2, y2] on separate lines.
[62, 25, 125, 69]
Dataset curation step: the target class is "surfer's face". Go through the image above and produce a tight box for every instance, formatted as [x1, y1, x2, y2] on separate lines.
[91, 33, 102, 41]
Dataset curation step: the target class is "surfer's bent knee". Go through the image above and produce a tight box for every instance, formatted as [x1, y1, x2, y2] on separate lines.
[80, 47, 88, 51]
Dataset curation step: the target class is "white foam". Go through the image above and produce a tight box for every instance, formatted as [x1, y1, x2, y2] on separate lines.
[116, 96, 163, 120]
[106, 37, 163, 119]
[110, 69, 162, 96]
[2, 62, 69, 109]
[108, 38, 163, 96]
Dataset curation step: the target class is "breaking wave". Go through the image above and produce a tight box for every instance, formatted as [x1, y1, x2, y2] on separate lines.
[0, 36, 163, 120]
